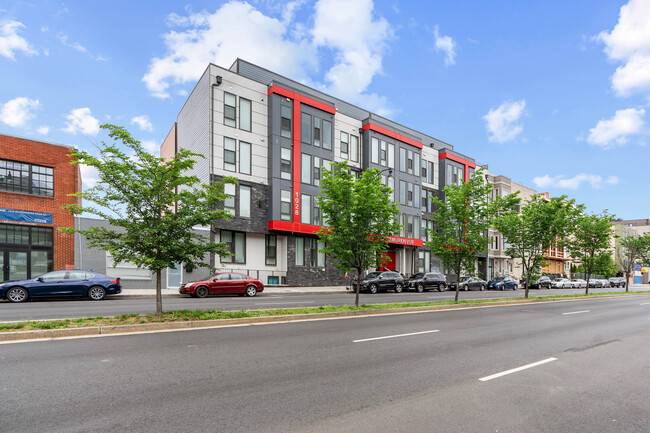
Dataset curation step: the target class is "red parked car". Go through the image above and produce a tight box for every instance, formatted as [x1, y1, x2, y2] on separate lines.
[179, 272, 264, 298]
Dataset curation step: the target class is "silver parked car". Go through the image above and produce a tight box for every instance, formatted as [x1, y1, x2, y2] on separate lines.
[551, 278, 572, 289]
[571, 279, 587, 289]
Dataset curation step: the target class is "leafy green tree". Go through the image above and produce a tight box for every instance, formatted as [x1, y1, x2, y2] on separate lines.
[616, 231, 650, 291]
[567, 210, 614, 294]
[426, 168, 509, 301]
[62, 125, 234, 317]
[316, 161, 401, 308]
[494, 195, 582, 299]
[592, 251, 618, 278]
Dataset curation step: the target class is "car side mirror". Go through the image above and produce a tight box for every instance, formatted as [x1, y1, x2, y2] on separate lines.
[378, 275, 383, 279]
[37, 277, 44, 283]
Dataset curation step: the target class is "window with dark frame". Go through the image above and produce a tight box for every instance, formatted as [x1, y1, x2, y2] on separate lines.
[280, 189, 291, 221]
[221, 230, 246, 264]
[323, 120, 332, 150]
[265, 235, 277, 266]
[340, 132, 349, 158]
[280, 148, 292, 180]
[239, 97, 251, 132]
[224, 137, 236, 172]
[313, 117, 321, 147]
[281, 105, 292, 138]
[0, 159, 54, 197]
[224, 92, 236, 127]
[301, 112, 311, 144]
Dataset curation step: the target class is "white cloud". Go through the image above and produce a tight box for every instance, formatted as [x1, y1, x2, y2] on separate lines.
[597, 0, 650, 97]
[433, 25, 456, 66]
[587, 107, 645, 149]
[0, 97, 40, 127]
[131, 115, 153, 132]
[57, 33, 86, 53]
[483, 100, 526, 143]
[143, 1, 315, 99]
[142, 0, 393, 114]
[63, 107, 100, 135]
[79, 164, 100, 188]
[0, 19, 37, 59]
[141, 140, 160, 155]
[533, 174, 620, 190]
[37, 126, 49, 135]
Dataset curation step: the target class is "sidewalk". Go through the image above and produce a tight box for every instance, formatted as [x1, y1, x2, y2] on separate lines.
[119, 285, 350, 296]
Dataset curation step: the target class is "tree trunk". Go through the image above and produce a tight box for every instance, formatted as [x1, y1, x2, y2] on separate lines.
[156, 268, 163, 318]
[585, 276, 590, 295]
[625, 271, 630, 292]
[354, 268, 361, 308]
[454, 267, 460, 302]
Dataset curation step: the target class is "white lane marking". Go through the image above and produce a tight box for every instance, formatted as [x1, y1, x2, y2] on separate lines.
[640, 302, 650, 305]
[562, 310, 590, 315]
[353, 329, 439, 343]
[479, 357, 557, 382]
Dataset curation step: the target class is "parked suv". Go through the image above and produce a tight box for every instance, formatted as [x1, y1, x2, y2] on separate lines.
[358, 271, 405, 294]
[527, 276, 552, 289]
[407, 272, 447, 292]
[609, 277, 626, 288]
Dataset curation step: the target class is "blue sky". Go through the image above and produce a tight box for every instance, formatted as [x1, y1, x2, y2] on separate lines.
[1, 0, 648, 219]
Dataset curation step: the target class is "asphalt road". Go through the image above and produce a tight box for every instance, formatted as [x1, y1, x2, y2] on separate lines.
[2, 295, 649, 432]
[0, 286, 646, 322]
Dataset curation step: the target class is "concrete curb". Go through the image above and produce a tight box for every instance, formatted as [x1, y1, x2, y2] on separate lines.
[1, 293, 647, 343]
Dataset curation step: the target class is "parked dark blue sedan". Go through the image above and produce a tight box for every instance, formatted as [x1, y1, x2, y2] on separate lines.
[0, 270, 121, 303]
[487, 276, 518, 291]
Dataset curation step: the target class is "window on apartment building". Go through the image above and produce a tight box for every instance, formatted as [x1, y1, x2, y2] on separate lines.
[399, 148, 406, 172]
[399, 180, 406, 205]
[301, 113, 311, 144]
[224, 183, 236, 215]
[414, 153, 420, 176]
[280, 190, 291, 221]
[379, 140, 387, 166]
[239, 98, 251, 132]
[313, 202, 321, 226]
[0, 159, 54, 197]
[387, 176, 395, 202]
[301, 194, 311, 224]
[309, 239, 326, 267]
[281, 105, 292, 138]
[224, 92, 236, 127]
[280, 148, 291, 180]
[221, 230, 246, 264]
[421, 160, 427, 179]
[387, 143, 394, 168]
[295, 237, 305, 266]
[323, 120, 332, 150]
[407, 183, 413, 207]
[239, 141, 251, 175]
[495, 236, 499, 249]
[313, 156, 321, 187]
[224, 137, 236, 172]
[350, 135, 359, 162]
[265, 235, 277, 266]
[239, 185, 251, 218]
[106, 252, 151, 280]
[371, 137, 379, 164]
[407, 150, 414, 175]
[417, 251, 431, 273]
[301, 154, 311, 184]
[313, 117, 321, 147]
[428, 162, 435, 184]
[340, 132, 349, 158]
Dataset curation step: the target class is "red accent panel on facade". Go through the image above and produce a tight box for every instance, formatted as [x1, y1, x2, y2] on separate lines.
[268, 220, 322, 234]
[362, 123, 423, 149]
[438, 152, 477, 168]
[268, 221, 424, 246]
[268, 85, 336, 114]
[292, 100, 301, 223]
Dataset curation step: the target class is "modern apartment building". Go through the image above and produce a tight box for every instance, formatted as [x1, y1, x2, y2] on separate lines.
[0, 134, 80, 282]
[164, 59, 479, 287]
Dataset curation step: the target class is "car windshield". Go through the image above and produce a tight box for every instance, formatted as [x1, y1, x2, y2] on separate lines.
[552, 278, 564, 282]
[460, 277, 471, 282]
[365, 272, 381, 279]
[491, 277, 505, 281]
[410, 273, 425, 279]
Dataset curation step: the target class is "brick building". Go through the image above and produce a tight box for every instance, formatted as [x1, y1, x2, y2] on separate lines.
[0, 134, 80, 281]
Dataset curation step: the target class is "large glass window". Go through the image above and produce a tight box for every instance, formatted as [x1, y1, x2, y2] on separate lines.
[350, 135, 359, 162]
[280, 148, 292, 180]
[224, 92, 236, 127]
[301, 194, 311, 224]
[0, 159, 53, 197]
[301, 113, 311, 144]
[371, 138, 379, 164]
[323, 120, 332, 150]
[280, 190, 292, 221]
[295, 237, 304, 266]
[281, 105, 292, 138]
[313, 156, 321, 187]
[239, 141, 251, 175]
[265, 235, 277, 266]
[239, 98, 251, 132]
[224, 137, 236, 172]
[301, 154, 311, 184]
[221, 230, 246, 264]
[224, 183, 235, 215]
[340, 132, 349, 159]
[399, 148, 406, 172]
[313, 117, 321, 147]
[239, 185, 251, 218]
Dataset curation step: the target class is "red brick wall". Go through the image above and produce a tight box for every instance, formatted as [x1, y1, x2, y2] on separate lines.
[0, 134, 81, 270]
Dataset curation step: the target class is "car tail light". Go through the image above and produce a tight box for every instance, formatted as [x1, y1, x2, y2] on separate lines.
[110, 279, 120, 284]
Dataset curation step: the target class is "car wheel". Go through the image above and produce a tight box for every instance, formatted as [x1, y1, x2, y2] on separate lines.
[499, 286, 504, 291]
[513, 285, 518, 290]
[480, 284, 485, 291]
[6, 287, 29, 303]
[464, 285, 468, 291]
[416, 283, 424, 293]
[438, 283, 446, 292]
[195, 285, 209, 298]
[369, 284, 378, 294]
[245, 285, 258, 297]
[394, 283, 403, 293]
[87, 286, 106, 301]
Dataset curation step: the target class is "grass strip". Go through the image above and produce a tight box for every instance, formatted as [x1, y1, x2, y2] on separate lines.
[2, 290, 649, 333]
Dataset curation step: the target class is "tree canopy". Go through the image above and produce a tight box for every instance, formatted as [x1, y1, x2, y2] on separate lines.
[316, 161, 401, 307]
[616, 230, 650, 291]
[62, 124, 234, 316]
